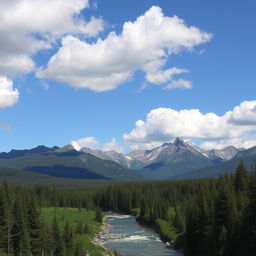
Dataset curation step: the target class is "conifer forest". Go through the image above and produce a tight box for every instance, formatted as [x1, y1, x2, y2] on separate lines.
[0, 162, 255, 255]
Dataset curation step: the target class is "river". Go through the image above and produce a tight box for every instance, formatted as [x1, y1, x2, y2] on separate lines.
[101, 213, 183, 256]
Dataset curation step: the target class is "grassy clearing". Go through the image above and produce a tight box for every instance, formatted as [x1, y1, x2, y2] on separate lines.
[41, 208, 112, 256]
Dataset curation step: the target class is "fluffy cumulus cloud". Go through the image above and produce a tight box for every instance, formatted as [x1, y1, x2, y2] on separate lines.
[229, 101, 256, 125]
[71, 137, 123, 153]
[200, 135, 256, 150]
[0, 55, 35, 77]
[71, 136, 100, 151]
[0, 77, 19, 109]
[39, 6, 212, 92]
[71, 101, 256, 151]
[102, 139, 123, 153]
[0, 0, 104, 77]
[124, 100, 256, 150]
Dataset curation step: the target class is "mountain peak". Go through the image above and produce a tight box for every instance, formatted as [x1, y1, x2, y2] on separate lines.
[173, 137, 186, 147]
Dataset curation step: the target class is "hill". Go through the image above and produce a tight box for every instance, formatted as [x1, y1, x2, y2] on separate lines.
[0, 166, 116, 187]
[0, 146, 142, 182]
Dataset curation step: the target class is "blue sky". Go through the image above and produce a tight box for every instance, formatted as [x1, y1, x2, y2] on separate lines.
[0, 0, 256, 152]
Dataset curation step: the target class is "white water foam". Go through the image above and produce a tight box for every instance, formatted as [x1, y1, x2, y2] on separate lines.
[106, 214, 131, 219]
[134, 230, 145, 234]
[111, 235, 151, 242]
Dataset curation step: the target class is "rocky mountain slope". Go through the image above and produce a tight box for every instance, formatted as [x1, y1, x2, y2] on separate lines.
[79, 138, 242, 179]
[0, 145, 142, 181]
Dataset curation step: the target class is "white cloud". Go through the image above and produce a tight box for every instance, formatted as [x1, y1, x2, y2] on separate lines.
[0, 55, 34, 77]
[39, 6, 212, 92]
[124, 100, 256, 150]
[0, 0, 104, 77]
[0, 77, 19, 109]
[71, 136, 123, 153]
[71, 136, 100, 151]
[200, 135, 256, 150]
[103, 139, 123, 153]
[145, 65, 188, 85]
[165, 79, 192, 90]
[229, 100, 256, 125]
[70, 101, 256, 152]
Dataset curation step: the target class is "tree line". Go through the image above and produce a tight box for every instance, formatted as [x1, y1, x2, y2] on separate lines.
[0, 162, 255, 255]
[0, 182, 102, 256]
[93, 162, 256, 256]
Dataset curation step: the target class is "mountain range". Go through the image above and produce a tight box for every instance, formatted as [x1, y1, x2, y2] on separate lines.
[0, 145, 142, 182]
[0, 138, 255, 183]
[79, 138, 244, 179]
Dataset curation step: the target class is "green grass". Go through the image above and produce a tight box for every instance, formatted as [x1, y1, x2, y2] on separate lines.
[41, 208, 113, 256]
[155, 219, 179, 242]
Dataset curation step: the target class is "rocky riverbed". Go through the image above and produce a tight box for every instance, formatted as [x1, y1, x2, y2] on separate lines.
[93, 218, 112, 247]
[95, 213, 183, 256]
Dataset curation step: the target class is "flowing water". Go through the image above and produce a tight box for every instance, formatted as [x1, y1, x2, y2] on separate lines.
[102, 213, 183, 256]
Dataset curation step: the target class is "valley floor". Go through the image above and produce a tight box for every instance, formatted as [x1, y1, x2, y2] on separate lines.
[41, 208, 115, 256]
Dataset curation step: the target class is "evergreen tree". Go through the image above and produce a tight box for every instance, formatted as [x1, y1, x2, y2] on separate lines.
[40, 221, 52, 256]
[74, 240, 86, 256]
[75, 221, 84, 235]
[0, 182, 15, 255]
[95, 208, 103, 223]
[27, 195, 42, 256]
[139, 198, 149, 221]
[243, 172, 256, 255]
[12, 199, 31, 256]
[83, 223, 90, 234]
[51, 216, 64, 256]
[234, 161, 249, 193]
[63, 221, 74, 256]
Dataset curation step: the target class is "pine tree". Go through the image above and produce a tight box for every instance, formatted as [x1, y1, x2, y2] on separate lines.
[40, 221, 52, 256]
[51, 216, 64, 256]
[139, 198, 149, 221]
[174, 206, 185, 233]
[12, 199, 31, 256]
[83, 223, 90, 234]
[243, 172, 256, 255]
[27, 195, 42, 256]
[63, 221, 74, 256]
[184, 202, 201, 256]
[0, 191, 8, 253]
[0, 181, 15, 255]
[75, 221, 84, 235]
[74, 240, 86, 256]
[234, 161, 249, 193]
[95, 208, 103, 223]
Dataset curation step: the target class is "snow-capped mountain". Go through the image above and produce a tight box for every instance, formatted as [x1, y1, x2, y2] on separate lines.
[77, 138, 241, 171]
[79, 147, 133, 169]
[207, 146, 241, 161]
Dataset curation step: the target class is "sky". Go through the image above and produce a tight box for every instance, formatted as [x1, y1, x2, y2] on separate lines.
[0, 0, 256, 153]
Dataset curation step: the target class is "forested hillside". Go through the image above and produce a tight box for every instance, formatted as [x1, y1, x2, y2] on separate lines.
[94, 162, 256, 256]
[0, 162, 255, 256]
[0, 182, 108, 256]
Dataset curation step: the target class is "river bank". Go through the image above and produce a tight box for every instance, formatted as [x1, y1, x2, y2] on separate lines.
[93, 217, 112, 248]
[94, 213, 183, 256]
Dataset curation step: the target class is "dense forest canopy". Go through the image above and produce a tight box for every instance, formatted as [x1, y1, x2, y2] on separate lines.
[0, 162, 255, 255]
